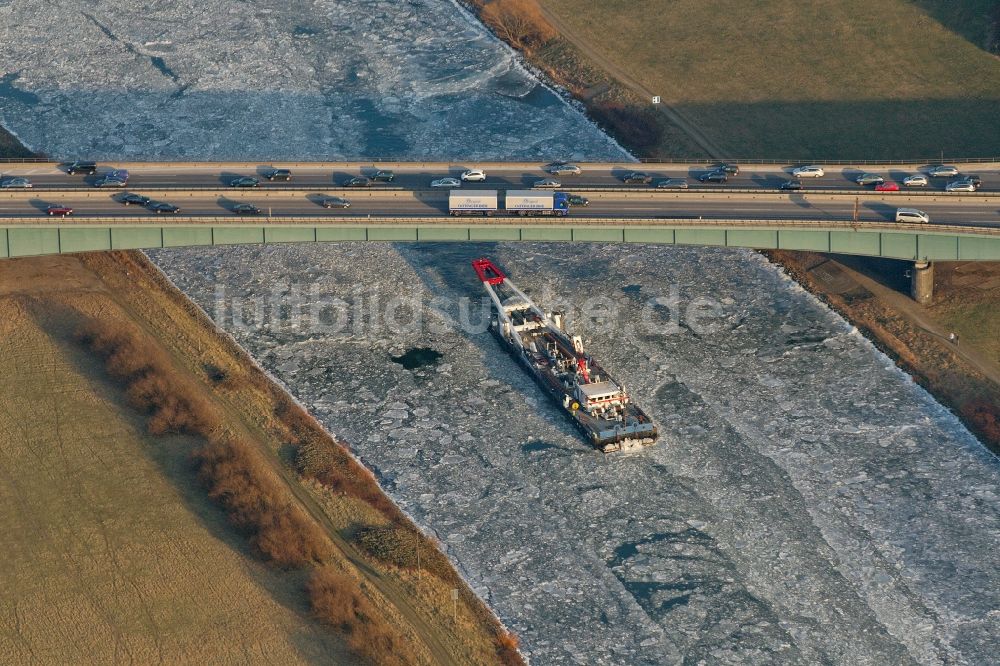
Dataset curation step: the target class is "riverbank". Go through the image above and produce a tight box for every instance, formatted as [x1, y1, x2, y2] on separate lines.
[0, 250, 522, 665]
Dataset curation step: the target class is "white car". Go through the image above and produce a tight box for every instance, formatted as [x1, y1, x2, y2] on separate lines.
[430, 177, 461, 188]
[460, 169, 486, 182]
[902, 174, 928, 187]
[792, 165, 825, 178]
[548, 164, 581, 175]
[895, 208, 930, 224]
[533, 178, 561, 188]
[945, 180, 976, 192]
[0, 177, 32, 188]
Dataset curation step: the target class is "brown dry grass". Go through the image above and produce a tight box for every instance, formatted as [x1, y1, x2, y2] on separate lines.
[194, 436, 332, 568]
[307, 566, 410, 666]
[0, 271, 352, 663]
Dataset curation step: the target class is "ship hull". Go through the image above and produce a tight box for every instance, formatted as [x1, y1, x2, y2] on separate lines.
[491, 324, 657, 452]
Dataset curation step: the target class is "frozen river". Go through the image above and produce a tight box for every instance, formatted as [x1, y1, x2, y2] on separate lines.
[2, 0, 998, 664]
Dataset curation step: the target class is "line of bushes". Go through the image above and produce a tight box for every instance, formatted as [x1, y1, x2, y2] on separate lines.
[85, 252, 526, 664]
[75, 316, 416, 663]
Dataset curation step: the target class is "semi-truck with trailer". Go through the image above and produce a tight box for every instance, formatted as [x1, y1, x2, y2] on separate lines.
[503, 190, 569, 216]
[448, 189, 570, 216]
[447, 190, 499, 215]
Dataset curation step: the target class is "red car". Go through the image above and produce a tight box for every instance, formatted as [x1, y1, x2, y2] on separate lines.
[46, 205, 73, 216]
[875, 181, 900, 192]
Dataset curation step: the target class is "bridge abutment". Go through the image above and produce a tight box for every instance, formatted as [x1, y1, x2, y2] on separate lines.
[910, 260, 934, 305]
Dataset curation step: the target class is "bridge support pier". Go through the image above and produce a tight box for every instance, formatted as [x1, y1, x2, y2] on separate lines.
[910, 261, 934, 305]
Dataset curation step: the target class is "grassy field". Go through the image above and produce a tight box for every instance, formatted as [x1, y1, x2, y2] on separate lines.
[538, 0, 1000, 159]
[0, 252, 519, 665]
[0, 258, 352, 663]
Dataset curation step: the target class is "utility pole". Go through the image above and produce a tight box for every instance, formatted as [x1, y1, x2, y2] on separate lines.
[451, 588, 458, 622]
[853, 197, 859, 224]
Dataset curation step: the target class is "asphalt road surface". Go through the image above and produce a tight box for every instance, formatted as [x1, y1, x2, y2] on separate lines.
[1, 162, 999, 193]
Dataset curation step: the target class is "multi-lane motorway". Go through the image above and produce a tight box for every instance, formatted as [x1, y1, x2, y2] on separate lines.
[0, 161, 997, 226]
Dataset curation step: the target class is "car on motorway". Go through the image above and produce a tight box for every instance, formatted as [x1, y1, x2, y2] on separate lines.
[792, 165, 825, 178]
[263, 168, 292, 181]
[118, 193, 151, 206]
[65, 160, 98, 175]
[232, 203, 261, 215]
[902, 174, 928, 187]
[895, 208, 930, 224]
[711, 163, 740, 175]
[548, 163, 581, 175]
[856, 173, 884, 186]
[621, 171, 652, 184]
[94, 175, 128, 188]
[959, 174, 982, 188]
[342, 176, 372, 187]
[321, 196, 351, 208]
[532, 178, 561, 188]
[1, 176, 32, 188]
[875, 181, 900, 192]
[148, 202, 180, 214]
[431, 177, 461, 188]
[655, 178, 688, 189]
[567, 194, 590, 206]
[461, 169, 487, 182]
[926, 164, 959, 177]
[945, 180, 977, 192]
[698, 171, 728, 183]
[779, 179, 803, 190]
[229, 176, 260, 188]
[46, 205, 73, 216]
[370, 169, 395, 182]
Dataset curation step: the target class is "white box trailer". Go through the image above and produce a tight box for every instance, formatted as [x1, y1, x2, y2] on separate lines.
[449, 190, 498, 216]
[505, 190, 569, 216]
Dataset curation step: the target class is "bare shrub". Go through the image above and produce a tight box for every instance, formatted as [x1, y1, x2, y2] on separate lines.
[76, 319, 220, 437]
[961, 399, 1000, 448]
[194, 436, 331, 568]
[480, 0, 556, 52]
[306, 566, 412, 666]
[495, 630, 522, 665]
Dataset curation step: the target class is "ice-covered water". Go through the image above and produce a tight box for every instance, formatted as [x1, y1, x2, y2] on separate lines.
[0, 0, 621, 159]
[3, 0, 998, 663]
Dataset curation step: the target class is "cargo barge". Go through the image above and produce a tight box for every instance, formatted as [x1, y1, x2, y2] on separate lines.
[473, 257, 658, 452]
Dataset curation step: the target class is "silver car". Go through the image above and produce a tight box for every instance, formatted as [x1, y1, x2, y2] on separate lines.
[902, 174, 928, 187]
[548, 164, 581, 175]
[792, 165, 825, 178]
[945, 180, 976, 192]
[927, 165, 959, 177]
[533, 178, 562, 188]
[655, 178, 688, 189]
[0, 177, 32, 188]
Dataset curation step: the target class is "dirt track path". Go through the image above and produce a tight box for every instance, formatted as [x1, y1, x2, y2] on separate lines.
[536, 3, 726, 159]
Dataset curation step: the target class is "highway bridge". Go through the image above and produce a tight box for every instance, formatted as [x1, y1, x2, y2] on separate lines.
[1, 160, 998, 302]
